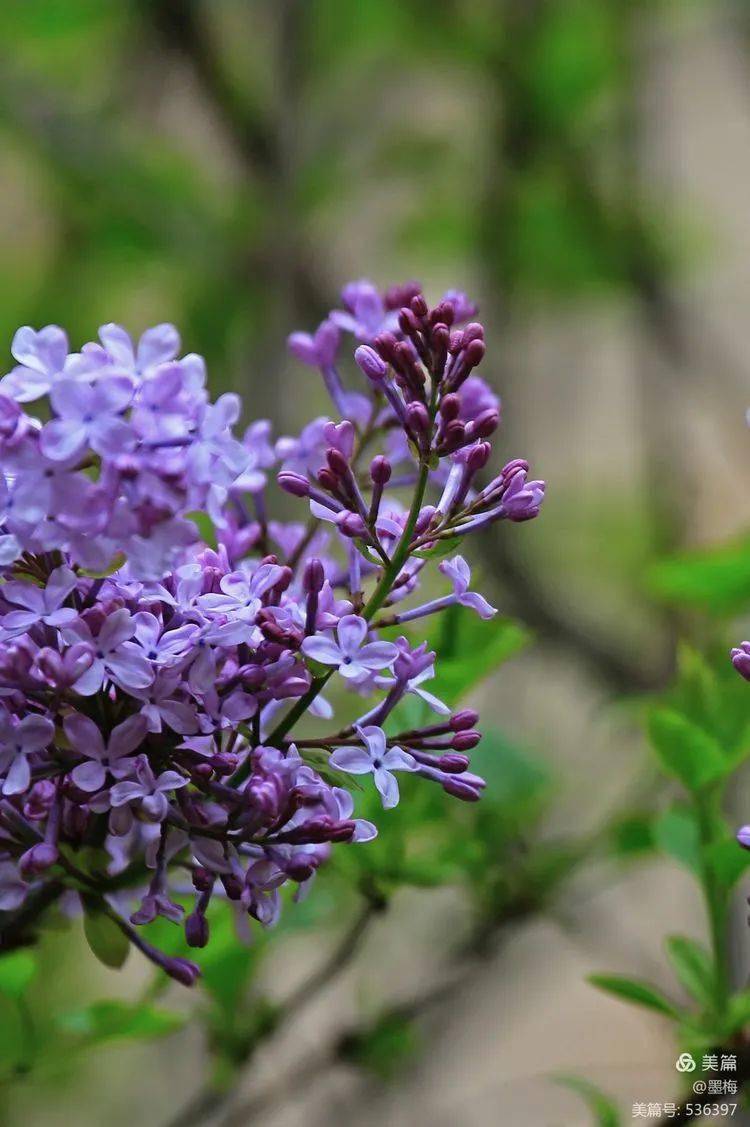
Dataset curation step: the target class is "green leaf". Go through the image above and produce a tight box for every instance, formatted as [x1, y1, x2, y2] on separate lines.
[83, 903, 130, 970]
[588, 974, 681, 1019]
[648, 709, 727, 790]
[0, 951, 36, 999]
[59, 1000, 183, 1044]
[653, 807, 701, 874]
[427, 615, 530, 706]
[555, 1075, 621, 1126]
[705, 837, 750, 893]
[648, 535, 750, 615]
[665, 936, 716, 1009]
[339, 1012, 419, 1079]
[185, 510, 215, 550]
[726, 990, 750, 1034]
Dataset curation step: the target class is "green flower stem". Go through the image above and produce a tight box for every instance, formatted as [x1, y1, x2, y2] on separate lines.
[694, 786, 730, 1018]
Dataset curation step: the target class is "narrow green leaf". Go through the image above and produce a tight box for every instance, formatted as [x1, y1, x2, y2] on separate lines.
[648, 709, 726, 791]
[555, 1075, 621, 1126]
[665, 936, 716, 1009]
[588, 974, 680, 1019]
[83, 904, 130, 970]
[0, 951, 36, 999]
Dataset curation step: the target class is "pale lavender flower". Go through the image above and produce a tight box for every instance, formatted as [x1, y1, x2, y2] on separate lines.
[302, 615, 398, 680]
[0, 712, 55, 795]
[40, 375, 134, 461]
[439, 556, 497, 619]
[109, 754, 187, 824]
[64, 608, 153, 694]
[0, 565, 78, 638]
[0, 325, 69, 402]
[330, 281, 399, 341]
[330, 725, 416, 809]
[287, 319, 340, 368]
[64, 712, 147, 792]
[98, 322, 181, 375]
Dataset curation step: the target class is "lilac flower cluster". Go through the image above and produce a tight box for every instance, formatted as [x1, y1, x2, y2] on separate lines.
[0, 281, 545, 983]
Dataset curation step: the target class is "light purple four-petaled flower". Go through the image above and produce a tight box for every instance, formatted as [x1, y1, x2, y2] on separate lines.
[302, 615, 398, 681]
[64, 712, 147, 792]
[330, 725, 416, 809]
[0, 565, 78, 638]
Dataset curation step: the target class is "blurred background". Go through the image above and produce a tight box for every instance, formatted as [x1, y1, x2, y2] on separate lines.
[3, 0, 750, 1124]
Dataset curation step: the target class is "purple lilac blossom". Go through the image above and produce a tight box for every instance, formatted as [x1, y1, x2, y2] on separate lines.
[0, 283, 544, 983]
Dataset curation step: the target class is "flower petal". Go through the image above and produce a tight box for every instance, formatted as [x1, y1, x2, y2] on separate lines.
[301, 636, 342, 666]
[329, 746, 374, 774]
[336, 614, 368, 656]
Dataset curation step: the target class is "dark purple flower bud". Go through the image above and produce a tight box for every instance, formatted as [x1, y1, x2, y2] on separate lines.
[502, 458, 530, 479]
[373, 333, 398, 363]
[338, 512, 368, 539]
[398, 307, 421, 337]
[354, 344, 388, 381]
[430, 301, 456, 327]
[431, 323, 450, 370]
[163, 956, 201, 987]
[463, 322, 485, 343]
[732, 643, 750, 681]
[440, 420, 466, 453]
[317, 467, 339, 492]
[278, 471, 310, 498]
[467, 442, 491, 472]
[442, 775, 483, 802]
[450, 709, 479, 731]
[406, 402, 429, 435]
[221, 873, 243, 901]
[185, 911, 210, 948]
[303, 558, 325, 594]
[469, 408, 499, 439]
[19, 842, 59, 877]
[192, 866, 214, 892]
[212, 752, 239, 775]
[326, 447, 349, 478]
[436, 754, 470, 773]
[439, 393, 461, 422]
[452, 730, 481, 751]
[369, 455, 392, 485]
[410, 293, 429, 319]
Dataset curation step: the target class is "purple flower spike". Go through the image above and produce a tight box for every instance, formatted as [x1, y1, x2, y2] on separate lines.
[0, 286, 540, 971]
